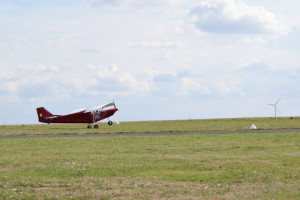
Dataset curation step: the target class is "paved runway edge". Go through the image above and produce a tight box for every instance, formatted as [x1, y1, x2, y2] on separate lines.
[1, 129, 300, 139]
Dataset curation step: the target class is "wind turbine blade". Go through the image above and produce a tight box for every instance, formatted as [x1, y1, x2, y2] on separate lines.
[275, 97, 281, 105]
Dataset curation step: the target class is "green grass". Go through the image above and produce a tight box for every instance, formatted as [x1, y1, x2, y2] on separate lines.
[1, 117, 300, 136]
[0, 118, 299, 199]
[0, 132, 299, 199]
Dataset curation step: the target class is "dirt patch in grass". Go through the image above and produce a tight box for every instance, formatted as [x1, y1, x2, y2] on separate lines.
[5, 177, 298, 200]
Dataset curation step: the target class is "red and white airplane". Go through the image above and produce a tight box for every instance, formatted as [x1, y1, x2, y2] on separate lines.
[36, 102, 118, 128]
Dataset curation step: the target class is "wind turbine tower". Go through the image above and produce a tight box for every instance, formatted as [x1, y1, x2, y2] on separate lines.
[268, 98, 280, 118]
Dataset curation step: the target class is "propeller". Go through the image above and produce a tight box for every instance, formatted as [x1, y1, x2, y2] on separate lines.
[113, 100, 120, 124]
[113, 100, 116, 109]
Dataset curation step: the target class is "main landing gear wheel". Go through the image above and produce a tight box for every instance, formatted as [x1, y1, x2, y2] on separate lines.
[87, 124, 92, 129]
[94, 124, 98, 129]
[108, 121, 113, 126]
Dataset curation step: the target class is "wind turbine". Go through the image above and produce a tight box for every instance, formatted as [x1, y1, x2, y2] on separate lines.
[268, 98, 280, 118]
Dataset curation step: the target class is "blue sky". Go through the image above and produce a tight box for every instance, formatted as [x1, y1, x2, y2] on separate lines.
[1, 0, 300, 124]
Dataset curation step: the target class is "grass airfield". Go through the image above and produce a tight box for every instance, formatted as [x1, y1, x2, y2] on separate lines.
[0, 118, 299, 199]
[1, 117, 300, 136]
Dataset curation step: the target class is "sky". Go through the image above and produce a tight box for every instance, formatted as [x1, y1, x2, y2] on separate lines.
[1, 0, 300, 124]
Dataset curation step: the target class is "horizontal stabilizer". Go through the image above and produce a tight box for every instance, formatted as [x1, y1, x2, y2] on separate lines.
[45, 116, 57, 119]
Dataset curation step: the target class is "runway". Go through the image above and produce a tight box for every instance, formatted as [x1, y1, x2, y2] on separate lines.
[1, 129, 300, 139]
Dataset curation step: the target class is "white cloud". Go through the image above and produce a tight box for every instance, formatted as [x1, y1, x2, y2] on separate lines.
[128, 41, 184, 49]
[240, 37, 267, 45]
[0, 93, 21, 105]
[179, 77, 210, 95]
[85, 64, 153, 95]
[190, 0, 287, 34]
[89, 0, 182, 8]
[128, 41, 184, 60]
[18, 64, 59, 72]
[0, 70, 15, 80]
[239, 59, 265, 69]
[1, 0, 300, 123]
[0, 82, 18, 93]
[0, 64, 60, 101]
[178, 74, 241, 96]
[45, 38, 66, 47]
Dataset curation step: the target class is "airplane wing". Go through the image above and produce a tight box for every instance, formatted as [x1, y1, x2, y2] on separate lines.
[69, 108, 87, 114]
[84, 102, 115, 113]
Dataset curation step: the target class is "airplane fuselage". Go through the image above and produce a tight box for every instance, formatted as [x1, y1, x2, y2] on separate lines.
[37, 107, 118, 124]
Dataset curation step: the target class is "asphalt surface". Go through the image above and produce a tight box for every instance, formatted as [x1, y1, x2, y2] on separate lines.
[1, 129, 300, 139]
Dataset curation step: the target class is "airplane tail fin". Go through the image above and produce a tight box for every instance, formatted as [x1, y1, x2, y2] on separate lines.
[36, 107, 53, 122]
